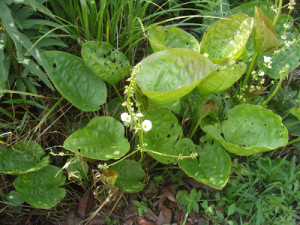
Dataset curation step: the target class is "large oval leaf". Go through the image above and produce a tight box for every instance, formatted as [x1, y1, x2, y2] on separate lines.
[111, 160, 145, 193]
[253, 6, 279, 53]
[81, 42, 132, 85]
[14, 165, 66, 209]
[176, 139, 231, 189]
[0, 141, 50, 175]
[148, 26, 200, 52]
[202, 104, 288, 156]
[64, 116, 130, 160]
[43, 51, 107, 111]
[135, 48, 216, 104]
[197, 60, 246, 96]
[199, 14, 253, 62]
[144, 109, 183, 164]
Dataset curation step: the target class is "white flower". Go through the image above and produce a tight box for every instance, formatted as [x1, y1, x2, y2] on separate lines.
[142, 120, 152, 132]
[281, 35, 286, 40]
[283, 23, 289, 29]
[259, 71, 265, 76]
[203, 53, 209, 58]
[136, 113, 144, 117]
[121, 112, 131, 122]
[264, 56, 271, 63]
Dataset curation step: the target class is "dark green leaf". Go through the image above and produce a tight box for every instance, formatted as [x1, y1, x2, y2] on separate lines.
[176, 139, 231, 189]
[202, 104, 288, 156]
[14, 165, 66, 209]
[82, 42, 132, 85]
[144, 109, 183, 164]
[0, 141, 50, 175]
[111, 160, 145, 193]
[148, 26, 200, 52]
[64, 116, 130, 160]
[43, 51, 107, 111]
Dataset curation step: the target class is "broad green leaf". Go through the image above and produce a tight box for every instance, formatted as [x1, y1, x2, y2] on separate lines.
[0, 141, 50, 175]
[197, 61, 246, 96]
[253, 6, 279, 53]
[148, 26, 200, 52]
[144, 109, 183, 164]
[231, 1, 272, 18]
[176, 139, 231, 190]
[290, 108, 300, 120]
[199, 14, 253, 62]
[81, 42, 132, 85]
[202, 104, 288, 156]
[65, 157, 89, 180]
[64, 116, 130, 160]
[135, 48, 216, 104]
[111, 160, 145, 193]
[43, 51, 107, 111]
[14, 165, 66, 209]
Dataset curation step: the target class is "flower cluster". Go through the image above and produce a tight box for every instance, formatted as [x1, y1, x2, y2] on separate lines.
[121, 112, 152, 132]
[288, 0, 296, 10]
[263, 56, 272, 69]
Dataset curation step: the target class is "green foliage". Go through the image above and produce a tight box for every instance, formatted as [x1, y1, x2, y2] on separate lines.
[0, 141, 50, 174]
[221, 156, 300, 224]
[14, 165, 66, 209]
[81, 42, 132, 85]
[148, 26, 200, 52]
[143, 109, 183, 164]
[197, 60, 246, 96]
[253, 6, 279, 53]
[1, 1, 298, 216]
[64, 117, 130, 160]
[176, 188, 202, 214]
[111, 160, 145, 193]
[203, 104, 288, 156]
[135, 48, 216, 104]
[43, 51, 107, 111]
[199, 14, 253, 62]
[176, 139, 231, 189]
[133, 199, 148, 217]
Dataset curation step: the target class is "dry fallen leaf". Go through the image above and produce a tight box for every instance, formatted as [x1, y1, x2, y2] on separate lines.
[159, 205, 172, 225]
[77, 188, 94, 218]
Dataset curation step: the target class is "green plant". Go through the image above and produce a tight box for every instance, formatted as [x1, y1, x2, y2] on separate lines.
[133, 197, 149, 217]
[0, 0, 68, 96]
[176, 188, 202, 224]
[219, 156, 300, 224]
[0, 1, 299, 213]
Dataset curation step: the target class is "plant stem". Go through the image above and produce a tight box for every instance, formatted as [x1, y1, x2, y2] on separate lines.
[273, 0, 283, 26]
[287, 137, 300, 146]
[108, 149, 139, 168]
[241, 52, 258, 88]
[113, 84, 124, 102]
[262, 78, 283, 106]
[190, 115, 204, 139]
[182, 213, 189, 225]
[34, 97, 64, 132]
